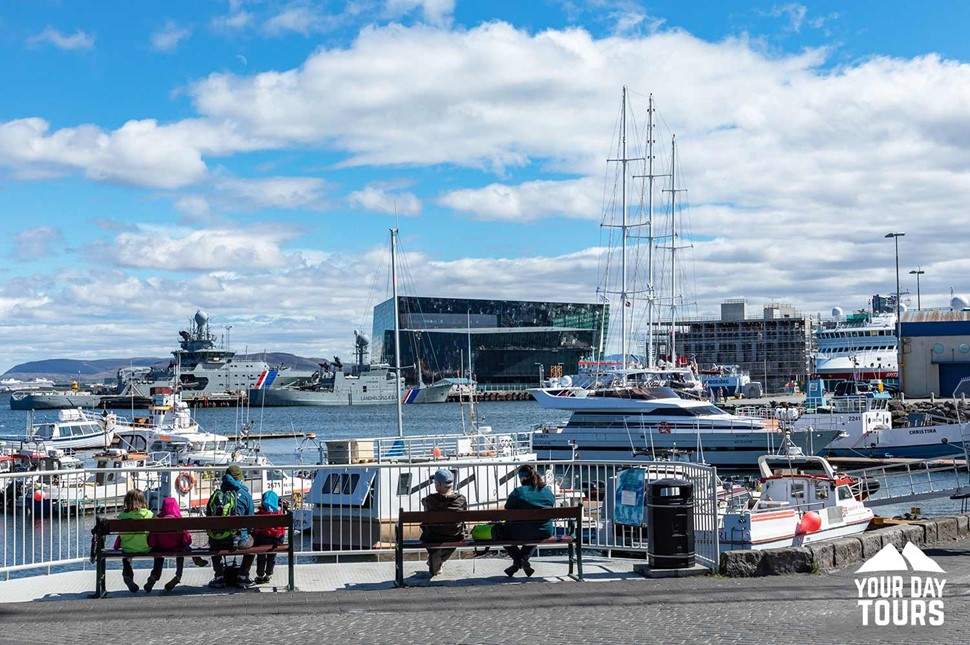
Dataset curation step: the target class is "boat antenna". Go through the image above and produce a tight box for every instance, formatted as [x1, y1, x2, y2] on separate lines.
[391, 228, 404, 439]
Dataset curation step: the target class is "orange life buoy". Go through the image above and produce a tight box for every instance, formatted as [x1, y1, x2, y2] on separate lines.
[175, 471, 196, 494]
[658, 422, 672, 434]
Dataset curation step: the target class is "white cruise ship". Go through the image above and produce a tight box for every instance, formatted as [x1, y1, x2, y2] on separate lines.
[814, 311, 898, 382]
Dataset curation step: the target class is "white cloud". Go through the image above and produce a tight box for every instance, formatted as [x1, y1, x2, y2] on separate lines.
[94, 225, 300, 272]
[770, 3, 808, 32]
[27, 27, 95, 51]
[151, 21, 192, 52]
[439, 178, 600, 222]
[264, 3, 329, 36]
[214, 176, 328, 209]
[12, 226, 65, 259]
[347, 186, 421, 215]
[385, 0, 455, 26]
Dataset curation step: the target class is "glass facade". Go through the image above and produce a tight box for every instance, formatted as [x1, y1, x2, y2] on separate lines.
[373, 297, 609, 386]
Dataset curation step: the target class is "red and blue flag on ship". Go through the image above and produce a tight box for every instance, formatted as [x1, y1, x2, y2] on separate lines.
[254, 370, 279, 390]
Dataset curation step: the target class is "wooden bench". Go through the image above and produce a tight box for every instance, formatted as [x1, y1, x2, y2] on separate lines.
[91, 514, 294, 598]
[394, 505, 584, 587]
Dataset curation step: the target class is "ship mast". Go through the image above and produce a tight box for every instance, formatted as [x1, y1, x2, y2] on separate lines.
[646, 94, 656, 368]
[670, 135, 677, 368]
[620, 86, 629, 370]
[390, 228, 404, 439]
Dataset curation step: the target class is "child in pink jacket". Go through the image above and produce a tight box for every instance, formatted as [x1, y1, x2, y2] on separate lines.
[147, 497, 192, 592]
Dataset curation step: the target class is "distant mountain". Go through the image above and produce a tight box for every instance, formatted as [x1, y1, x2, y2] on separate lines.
[4, 353, 328, 384]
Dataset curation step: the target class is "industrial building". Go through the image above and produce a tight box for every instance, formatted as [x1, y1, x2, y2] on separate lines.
[372, 296, 609, 387]
[675, 299, 816, 393]
[900, 309, 970, 397]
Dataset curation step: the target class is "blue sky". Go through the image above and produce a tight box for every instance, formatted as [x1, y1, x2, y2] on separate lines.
[0, 1, 968, 372]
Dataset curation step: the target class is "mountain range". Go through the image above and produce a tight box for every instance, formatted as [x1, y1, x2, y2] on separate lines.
[2, 353, 327, 384]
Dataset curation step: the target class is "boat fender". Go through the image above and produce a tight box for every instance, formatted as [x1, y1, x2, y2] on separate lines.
[176, 472, 196, 494]
[797, 511, 822, 534]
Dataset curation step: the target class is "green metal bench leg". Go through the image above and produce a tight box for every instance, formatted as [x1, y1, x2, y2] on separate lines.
[568, 541, 575, 577]
[576, 545, 584, 581]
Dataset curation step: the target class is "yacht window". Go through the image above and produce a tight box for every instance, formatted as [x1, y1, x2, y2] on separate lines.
[396, 473, 413, 496]
[837, 485, 854, 500]
[267, 469, 284, 481]
[815, 482, 830, 500]
[362, 386, 368, 393]
[791, 482, 805, 499]
[322, 473, 359, 495]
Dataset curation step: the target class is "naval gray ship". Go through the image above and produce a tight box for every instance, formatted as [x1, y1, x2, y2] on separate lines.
[249, 331, 451, 407]
[117, 310, 311, 401]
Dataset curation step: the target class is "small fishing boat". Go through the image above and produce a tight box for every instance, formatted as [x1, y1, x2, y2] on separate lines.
[717, 449, 873, 551]
[1, 408, 117, 452]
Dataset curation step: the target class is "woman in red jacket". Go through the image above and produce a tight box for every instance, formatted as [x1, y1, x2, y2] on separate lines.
[147, 496, 192, 592]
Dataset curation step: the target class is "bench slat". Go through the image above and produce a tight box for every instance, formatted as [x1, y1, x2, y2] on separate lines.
[401, 536, 573, 548]
[99, 514, 291, 534]
[399, 507, 581, 524]
[101, 545, 289, 559]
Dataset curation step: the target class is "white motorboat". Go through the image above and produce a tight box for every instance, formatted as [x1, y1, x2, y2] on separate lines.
[791, 383, 968, 459]
[718, 450, 874, 551]
[23, 449, 163, 516]
[529, 386, 841, 469]
[699, 364, 751, 398]
[0, 408, 117, 451]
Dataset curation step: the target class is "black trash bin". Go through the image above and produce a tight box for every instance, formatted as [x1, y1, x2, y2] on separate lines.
[646, 478, 695, 569]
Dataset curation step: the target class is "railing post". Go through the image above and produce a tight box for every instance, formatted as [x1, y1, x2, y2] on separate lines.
[287, 510, 295, 592]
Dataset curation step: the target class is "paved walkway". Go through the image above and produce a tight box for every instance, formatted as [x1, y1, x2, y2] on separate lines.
[2, 542, 970, 644]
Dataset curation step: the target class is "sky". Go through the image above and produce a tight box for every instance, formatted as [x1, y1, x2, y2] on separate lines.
[1, 0, 969, 372]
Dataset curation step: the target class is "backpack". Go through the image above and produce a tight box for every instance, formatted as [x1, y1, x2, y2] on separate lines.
[470, 521, 506, 541]
[205, 489, 239, 541]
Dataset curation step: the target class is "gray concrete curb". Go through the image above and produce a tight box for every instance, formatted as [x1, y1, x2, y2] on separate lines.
[718, 512, 970, 577]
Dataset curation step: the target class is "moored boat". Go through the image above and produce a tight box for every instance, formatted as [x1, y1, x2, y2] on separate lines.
[718, 449, 874, 551]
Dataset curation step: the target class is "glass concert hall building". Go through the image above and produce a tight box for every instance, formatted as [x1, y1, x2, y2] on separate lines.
[372, 297, 609, 386]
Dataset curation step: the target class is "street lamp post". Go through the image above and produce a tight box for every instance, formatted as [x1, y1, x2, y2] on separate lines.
[224, 325, 233, 351]
[534, 363, 544, 387]
[885, 232, 905, 395]
[909, 267, 925, 311]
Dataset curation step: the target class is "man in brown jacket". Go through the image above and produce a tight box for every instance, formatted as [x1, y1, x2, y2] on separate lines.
[420, 468, 468, 577]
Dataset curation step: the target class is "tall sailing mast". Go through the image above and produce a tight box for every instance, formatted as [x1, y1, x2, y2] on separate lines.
[390, 228, 404, 438]
[604, 86, 645, 371]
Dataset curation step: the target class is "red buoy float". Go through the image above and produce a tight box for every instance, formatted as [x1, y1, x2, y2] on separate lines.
[797, 511, 822, 534]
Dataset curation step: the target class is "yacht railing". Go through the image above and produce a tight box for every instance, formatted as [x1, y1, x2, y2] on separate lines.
[0, 458, 721, 581]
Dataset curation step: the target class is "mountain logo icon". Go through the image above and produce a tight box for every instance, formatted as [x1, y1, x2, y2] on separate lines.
[856, 542, 945, 574]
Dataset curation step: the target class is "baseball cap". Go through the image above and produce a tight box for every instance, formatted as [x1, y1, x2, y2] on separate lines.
[433, 468, 454, 484]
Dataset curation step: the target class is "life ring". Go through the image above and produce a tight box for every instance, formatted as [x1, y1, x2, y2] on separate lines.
[658, 422, 672, 434]
[175, 472, 196, 494]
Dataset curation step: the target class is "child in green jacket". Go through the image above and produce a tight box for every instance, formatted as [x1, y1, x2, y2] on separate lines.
[115, 489, 156, 593]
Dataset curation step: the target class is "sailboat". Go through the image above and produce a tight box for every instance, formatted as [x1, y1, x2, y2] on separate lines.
[529, 89, 840, 468]
[299, 229, 536, 548]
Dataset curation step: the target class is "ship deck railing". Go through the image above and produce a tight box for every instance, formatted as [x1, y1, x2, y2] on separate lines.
[325, 431, 536, 464]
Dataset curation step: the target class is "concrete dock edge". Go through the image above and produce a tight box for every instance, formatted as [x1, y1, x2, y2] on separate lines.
[718, 512, 970, 577]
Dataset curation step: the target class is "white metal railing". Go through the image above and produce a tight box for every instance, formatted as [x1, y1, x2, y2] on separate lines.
[846, 458, 970, 507]
[1, 458, 721, 580]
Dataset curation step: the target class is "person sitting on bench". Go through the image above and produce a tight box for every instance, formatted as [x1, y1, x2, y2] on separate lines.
[503, 465, 555, 578]
[419, 468, 468, 578]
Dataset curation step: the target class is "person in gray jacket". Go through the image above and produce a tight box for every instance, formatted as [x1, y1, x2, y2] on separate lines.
[420, 468, 468, 577]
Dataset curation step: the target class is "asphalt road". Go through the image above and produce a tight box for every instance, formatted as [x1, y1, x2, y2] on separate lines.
[3, 541, 970, 645]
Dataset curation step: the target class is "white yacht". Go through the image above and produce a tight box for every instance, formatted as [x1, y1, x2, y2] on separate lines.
[0, 408, 116, 452]
[815, 310, 898, 383]
[529, 386, 841, 469]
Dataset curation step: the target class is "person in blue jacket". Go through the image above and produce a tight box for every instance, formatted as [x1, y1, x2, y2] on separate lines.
[503, 464, 555, 578]
[207, 464, 255, 589]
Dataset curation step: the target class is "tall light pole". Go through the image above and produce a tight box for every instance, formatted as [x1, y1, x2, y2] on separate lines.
[224, 325, 233, 351]
[885, 232, 905, 395]
[534, 363, 544, 387]
[909, 267, 925, 311]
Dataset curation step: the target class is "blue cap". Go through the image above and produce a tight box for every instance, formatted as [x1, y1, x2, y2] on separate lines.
[433, 468, 454, 485]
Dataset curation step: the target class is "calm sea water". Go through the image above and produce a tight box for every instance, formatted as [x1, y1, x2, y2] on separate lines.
[0, 395, 568, 464]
